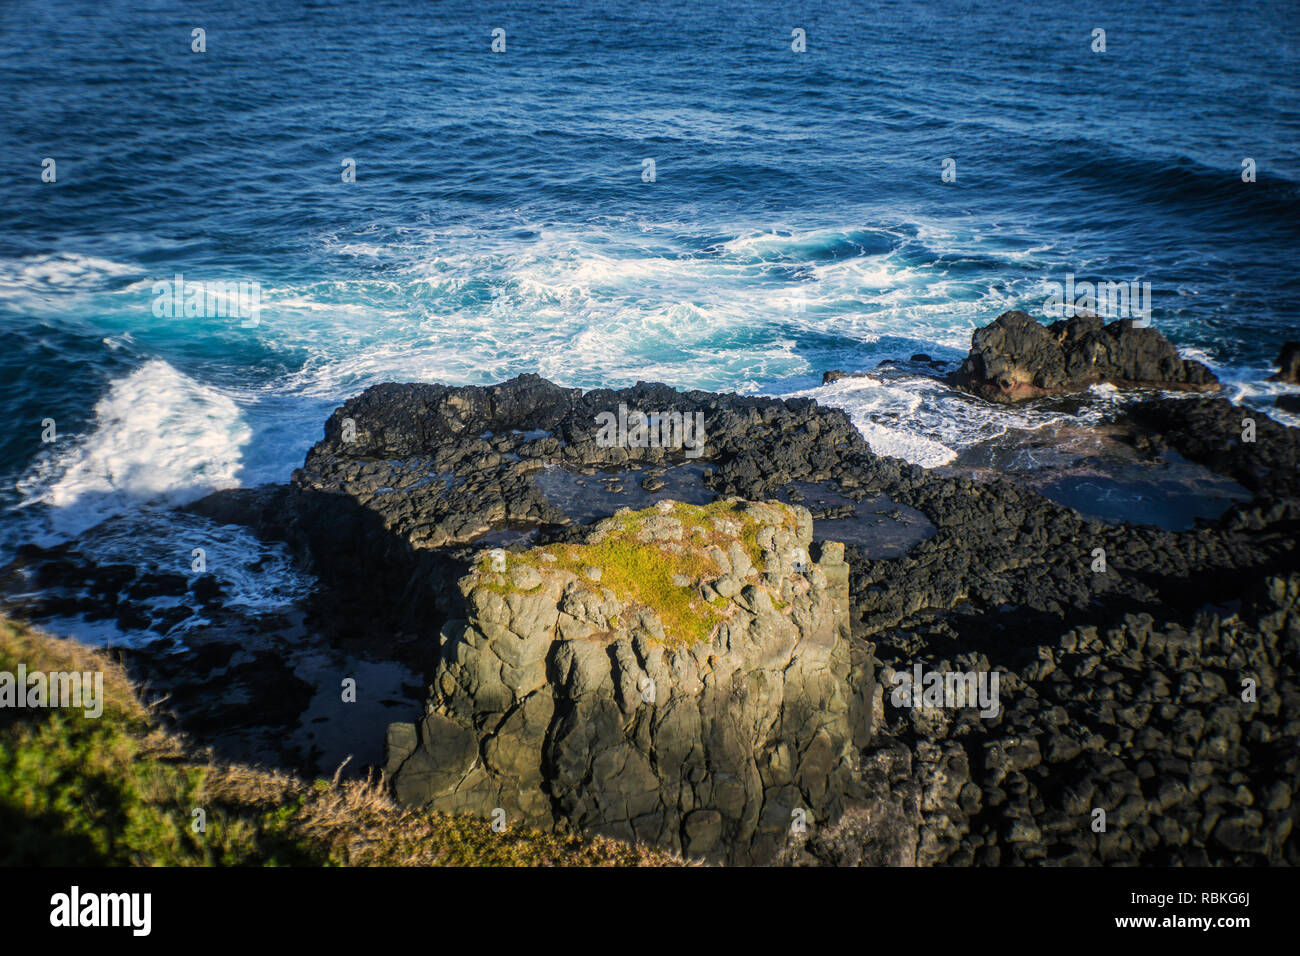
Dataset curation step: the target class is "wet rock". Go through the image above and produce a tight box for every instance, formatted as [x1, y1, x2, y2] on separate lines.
[954, 311, 1219, 403]
[1271, 341, 1300, 384]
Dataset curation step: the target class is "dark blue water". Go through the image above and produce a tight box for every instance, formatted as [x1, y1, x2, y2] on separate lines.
[1, 0, 1297, 560]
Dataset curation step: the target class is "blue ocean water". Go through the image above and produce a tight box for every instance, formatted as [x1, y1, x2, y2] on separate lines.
[1, 0, 1298, 566]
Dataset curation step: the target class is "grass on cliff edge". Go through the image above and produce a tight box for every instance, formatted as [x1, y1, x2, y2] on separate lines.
[477, 499, 795, 646]
[0, 616, 679, 867]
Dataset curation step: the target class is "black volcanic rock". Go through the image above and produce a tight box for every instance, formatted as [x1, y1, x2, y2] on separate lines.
[1271, 341, 1300, 384]
[954, 311, 1219, 402]
[173, 373, 1299, 865]
[1120, 396, 1300, 501]
[799, 571, 1300, 866]
[203, 372, 1298, 679]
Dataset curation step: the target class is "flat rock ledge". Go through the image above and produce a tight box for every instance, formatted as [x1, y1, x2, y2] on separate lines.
[954, 311, 1219, 403]
[384, 499, 873, 863]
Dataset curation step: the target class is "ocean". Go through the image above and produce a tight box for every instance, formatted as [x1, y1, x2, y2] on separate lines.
[1, 0, 1298, 635]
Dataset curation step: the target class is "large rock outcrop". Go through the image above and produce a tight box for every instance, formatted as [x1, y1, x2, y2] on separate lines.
[385, 499, 873, 863]
[1272, 341, 1300, 385]
[42, 367, 1293, 866]
[955, 311, 1219, 402]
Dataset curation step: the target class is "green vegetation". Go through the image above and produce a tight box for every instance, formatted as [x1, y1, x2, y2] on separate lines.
[0, 617, 678, 867]
[476, 499, 797, 646]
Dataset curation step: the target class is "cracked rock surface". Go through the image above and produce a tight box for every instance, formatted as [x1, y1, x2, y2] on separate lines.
[385, 499, 873, 864]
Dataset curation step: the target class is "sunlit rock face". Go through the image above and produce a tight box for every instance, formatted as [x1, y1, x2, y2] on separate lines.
[385, 499, 874, 864]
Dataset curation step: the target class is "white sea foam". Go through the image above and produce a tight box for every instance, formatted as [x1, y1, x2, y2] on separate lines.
[0, 252, 139, 310]
[1226, 377, 1300, 428]
[198, 220, 1158, 466]
[7, 508, 316, 648]
[16, 360, 251, 537]
[784, 374, 1077, 469]
[17, 219, 1282, 493]
[76, 511, 314, 617]
[9, 212, 1288, 646]
[258, 220, 1030, 395]
[6, 359, 316, 641]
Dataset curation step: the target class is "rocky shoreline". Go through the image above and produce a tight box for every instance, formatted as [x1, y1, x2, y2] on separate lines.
[3, 311, 1297, 864]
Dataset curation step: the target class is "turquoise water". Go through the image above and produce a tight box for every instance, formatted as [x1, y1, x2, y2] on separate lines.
[1, 0, 1297, 563]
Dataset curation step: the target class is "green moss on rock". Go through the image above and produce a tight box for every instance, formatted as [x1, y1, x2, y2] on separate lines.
[473, 498, 804, 646]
